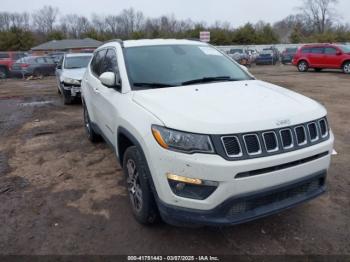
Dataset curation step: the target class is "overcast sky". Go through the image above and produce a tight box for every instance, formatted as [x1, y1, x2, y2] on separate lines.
[2, 0, 350, 26]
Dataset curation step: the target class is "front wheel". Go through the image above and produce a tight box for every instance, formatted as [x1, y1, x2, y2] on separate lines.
[343, 62, 350, 74]
[123, 146, 158, 225]
[298, 61, 309, 72]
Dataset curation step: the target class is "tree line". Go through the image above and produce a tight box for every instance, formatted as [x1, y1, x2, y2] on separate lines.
[0, 0, 349, 51]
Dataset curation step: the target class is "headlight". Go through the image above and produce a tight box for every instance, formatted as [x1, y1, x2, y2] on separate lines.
[151, 125, 214, 154]
[63, 77, 80, 85]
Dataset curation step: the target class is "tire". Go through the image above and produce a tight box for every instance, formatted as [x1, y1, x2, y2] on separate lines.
[83, 103, 101, 143]
[298, 61, 309, 72]
[33, 69, 44, 78]
[315, 68, 322, 72]
[342, 61, 350, 74]
[0, 67, 8, 79]
[123, 146, 158, 225]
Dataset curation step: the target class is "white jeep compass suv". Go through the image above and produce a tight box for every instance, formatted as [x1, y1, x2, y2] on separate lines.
[81, 39, 334, 226]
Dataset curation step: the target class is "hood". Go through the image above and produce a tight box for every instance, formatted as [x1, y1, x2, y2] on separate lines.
[132, 80, 326, 134]
[61, 68, 87, 81]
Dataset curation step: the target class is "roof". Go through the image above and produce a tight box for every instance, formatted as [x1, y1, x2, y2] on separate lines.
[31, 38, 102, 51]
[102, 39, 207, 48]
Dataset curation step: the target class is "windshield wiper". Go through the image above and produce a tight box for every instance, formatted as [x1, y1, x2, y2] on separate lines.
[181, 76, 239, 86]
[66, 66, 83, 69]
[133, 82, 178, 88]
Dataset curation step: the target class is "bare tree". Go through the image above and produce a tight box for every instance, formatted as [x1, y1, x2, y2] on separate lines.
[33, 5, 59, 33]
[300, 0, 338, 34]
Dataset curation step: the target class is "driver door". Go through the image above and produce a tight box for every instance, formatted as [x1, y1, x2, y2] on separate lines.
[92, 48, 122, 146]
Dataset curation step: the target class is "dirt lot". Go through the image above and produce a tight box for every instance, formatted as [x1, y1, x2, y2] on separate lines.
[0, 65, 349, 255]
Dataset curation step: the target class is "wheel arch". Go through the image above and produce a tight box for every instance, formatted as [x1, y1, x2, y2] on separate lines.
[341, 59, 350, 67]
[117, 126, 159, 197]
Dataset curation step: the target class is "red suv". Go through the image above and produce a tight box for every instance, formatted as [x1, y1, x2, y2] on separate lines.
[0, 51, 27, 79]
[292, 44, 350, 74]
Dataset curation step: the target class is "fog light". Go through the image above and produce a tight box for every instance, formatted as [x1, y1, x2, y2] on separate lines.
[166, 173, 218, 200]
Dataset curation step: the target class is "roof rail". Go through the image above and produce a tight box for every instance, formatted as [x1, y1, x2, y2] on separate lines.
[104, 39, 124, 48]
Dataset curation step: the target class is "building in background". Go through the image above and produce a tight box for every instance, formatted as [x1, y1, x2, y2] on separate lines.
[31, 38, 102, 55]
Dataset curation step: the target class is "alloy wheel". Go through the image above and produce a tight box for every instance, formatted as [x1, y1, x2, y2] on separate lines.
[126, 159, 143, 212]
[344, 63, 350, 74]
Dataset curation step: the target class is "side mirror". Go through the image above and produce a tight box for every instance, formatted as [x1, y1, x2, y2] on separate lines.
[336, 50, 342, 55]
[99, 72, 121, 88]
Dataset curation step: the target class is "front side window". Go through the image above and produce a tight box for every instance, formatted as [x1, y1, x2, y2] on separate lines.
[100, 49, 118, 74]
[324, 47, 337, 55]
[91, 49, 107, 76]
[64, 56, 92, 69]
[124, 45, 252, 90]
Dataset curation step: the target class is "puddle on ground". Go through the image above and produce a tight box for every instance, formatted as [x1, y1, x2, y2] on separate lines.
[20, 101, 54, 107]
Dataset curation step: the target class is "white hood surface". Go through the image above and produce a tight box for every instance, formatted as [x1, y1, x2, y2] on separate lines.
[132, 80, 326, 134]
[61, 68, 87, 81]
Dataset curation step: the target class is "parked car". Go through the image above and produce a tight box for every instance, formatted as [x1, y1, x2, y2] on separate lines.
[11, 56, 56, 78]
[49, 52, 66, 64]
[246, 49, 258, 63]
[82, 39, 333, 226]
[255, 50, 277, 65]
[293, 44, 350, 74]
[56, 53, 92, 104]
[263, 47, 280, 61]
[227, 48, 251, 66]
[0, 51, 27, 79]
[281, 47, 298, 64]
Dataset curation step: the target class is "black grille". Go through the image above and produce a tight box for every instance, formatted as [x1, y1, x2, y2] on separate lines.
[263, 132, 278, 152]
[244, 135, 261, 154]
[308, 123, 318, 141]
[222, 136, 241, 156]
[219, 117, 330, 160]
[227, 175, 325, 217]
[295, 126, 306, 145]
[280, 129, 293, 148]
[319, 119, 328, 137]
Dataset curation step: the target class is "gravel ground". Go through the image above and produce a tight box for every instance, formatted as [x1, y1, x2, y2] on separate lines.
[0, 65, 349, 255]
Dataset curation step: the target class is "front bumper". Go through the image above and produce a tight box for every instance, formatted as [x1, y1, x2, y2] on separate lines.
[142, 130, 334, 221]
[158, 170, 326, 226]
[61, 83, 81, 97]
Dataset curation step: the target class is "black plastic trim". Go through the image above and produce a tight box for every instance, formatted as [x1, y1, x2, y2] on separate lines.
[157, 170, 327, 226]
[235, 151, 329, 179]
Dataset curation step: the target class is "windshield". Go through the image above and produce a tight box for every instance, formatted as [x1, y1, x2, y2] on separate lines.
[124, 45, 252, 90]
[64, 56, 92, 69]
[338, 45, 350, 53]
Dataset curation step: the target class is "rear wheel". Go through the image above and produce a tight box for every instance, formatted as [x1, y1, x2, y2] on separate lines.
[298, 61, 309, 72]
[83, 103, 101, 143]
[33, 69, 44, 78]
[343, 61, 350, 74]
[123, 146, 158, 225]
